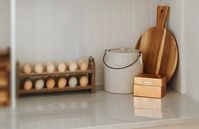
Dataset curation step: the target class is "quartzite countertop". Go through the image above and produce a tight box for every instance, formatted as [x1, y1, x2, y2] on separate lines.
[0, 89, 199, 129]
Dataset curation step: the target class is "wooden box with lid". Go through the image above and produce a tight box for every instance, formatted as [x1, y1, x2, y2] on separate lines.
[134, 74, 167, 98]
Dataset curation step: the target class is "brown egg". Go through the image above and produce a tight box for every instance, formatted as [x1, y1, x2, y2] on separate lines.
[34, 64, 44, 73]
[80, 76, 89, 87]
[58, 78, 67, 88]
[46, 78, 55, 89]
[79, 61, 88, 71]
[24, 79, 33, 91]
[23, 64, 32, 74]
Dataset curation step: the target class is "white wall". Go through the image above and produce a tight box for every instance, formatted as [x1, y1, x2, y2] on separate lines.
[16, 0, 157, 86]
[0, 0, 10, 48]
[160, 0, 199, 102]
[183, 0, 199, 102]
[12, 0, 199, 101]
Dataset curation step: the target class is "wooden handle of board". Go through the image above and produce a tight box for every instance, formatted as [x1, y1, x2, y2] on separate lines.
[155, 6, 170, 75]
[156, 6, 170, 28]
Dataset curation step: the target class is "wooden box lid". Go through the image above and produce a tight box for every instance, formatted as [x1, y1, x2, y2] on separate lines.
[134, 74, 167, 87]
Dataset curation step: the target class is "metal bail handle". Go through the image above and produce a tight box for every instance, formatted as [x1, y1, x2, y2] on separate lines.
[103, 49, 141, 70]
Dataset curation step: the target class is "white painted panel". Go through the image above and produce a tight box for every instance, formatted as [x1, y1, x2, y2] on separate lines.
[16, 0, 157, 86]
[161, 0, 199, 101]
[11, 0, 17, 109]
[0, 0, 10, 48]
[184, 0, 199, 102]
[165, 1, 184, 94]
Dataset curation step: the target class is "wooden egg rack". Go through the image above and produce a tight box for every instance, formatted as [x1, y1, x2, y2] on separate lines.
[17, 57, 96, 97]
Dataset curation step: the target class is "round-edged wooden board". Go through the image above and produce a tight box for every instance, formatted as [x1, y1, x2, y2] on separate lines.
[135, 6, 179, 82]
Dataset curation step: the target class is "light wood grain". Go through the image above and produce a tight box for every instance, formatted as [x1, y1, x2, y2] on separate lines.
[136, 6, 178, 82]
[134, 85, 166, 99]
[156, 6, 170, 28]
[134, 74, 167, 87]
[134, 74, 167, 98]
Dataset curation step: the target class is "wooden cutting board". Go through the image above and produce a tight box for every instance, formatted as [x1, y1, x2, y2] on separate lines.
[136, 6, 178, 82]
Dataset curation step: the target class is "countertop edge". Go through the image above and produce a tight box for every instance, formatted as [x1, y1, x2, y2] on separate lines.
[75, 116, 199, 129]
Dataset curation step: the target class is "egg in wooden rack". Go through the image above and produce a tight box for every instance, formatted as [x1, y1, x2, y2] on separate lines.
[80, 76, 89, 87]
[34, 64, 44, 74]
[58, 62, 67, 72]
[58, 77, 67, 88]
[23, 64, 32, 74]
[46, 63, 55, 73]
[69, 77, 77, 87]
[79, 60, 88, 71]
[23, 79, 33, 91]
[46, 78, 56, 89]
[35, 79, 45, 90]
[69, 62, 78, 72]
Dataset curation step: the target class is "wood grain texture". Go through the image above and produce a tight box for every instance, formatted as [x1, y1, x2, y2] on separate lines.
[156, 6, 170, 28]
[134, 74, 167, 87]
[134, 85, 163, 98]
[89, 57, 96, 93]
[0, 48, 10, 106]
[134, 74, 167, 98]
[136, 6, 178, 82]
[19, 86, 92, 95]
